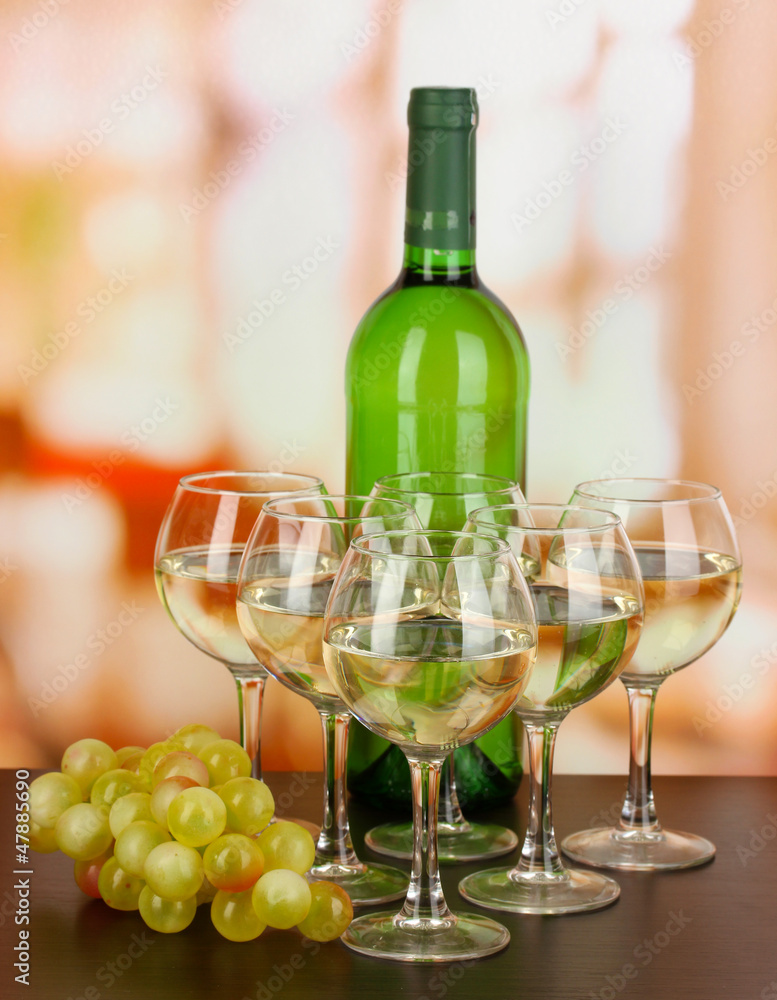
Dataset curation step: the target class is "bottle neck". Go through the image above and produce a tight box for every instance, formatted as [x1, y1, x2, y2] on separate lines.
[402, 112, 477, 286]
[401, 244, 477, 284]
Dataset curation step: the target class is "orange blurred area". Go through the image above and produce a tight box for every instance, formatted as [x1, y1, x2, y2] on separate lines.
[1, 0, 775, 776]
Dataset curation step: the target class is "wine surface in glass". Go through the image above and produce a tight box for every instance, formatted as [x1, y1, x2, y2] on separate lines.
[620, 544, 742, 683]
[237, 573, 337, 704]
[156, 545, 257, 669]
[323, 618, 534, 751]
[519, 586, 642, 718]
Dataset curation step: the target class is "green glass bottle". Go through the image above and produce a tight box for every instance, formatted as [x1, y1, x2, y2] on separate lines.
[345, 87, 530, 811]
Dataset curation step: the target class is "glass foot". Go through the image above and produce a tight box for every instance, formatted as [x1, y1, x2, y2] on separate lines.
[341, 910, 510, 962]
[365, 821, 518, 864]
[459, 865, 620, 915]
[309, 861, 408, 906]
[561, 826, 716, 871]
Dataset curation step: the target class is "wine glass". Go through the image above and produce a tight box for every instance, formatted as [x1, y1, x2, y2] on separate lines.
[236, 495, 420, 905]
[324, 529, 537, 961]
[561, 478, 742, 871]
[458, 504, 643, 914]
[154, 471, 325, 783]
[364, 471, 527, 862]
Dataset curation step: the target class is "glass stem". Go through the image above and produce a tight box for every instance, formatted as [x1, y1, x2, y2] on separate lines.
[518, 720, 565, 875]
[235, 674, 265, 782]
[620, 685, 661, 832]
[314, 710, 359, 869]
[438, 755, 471, 831]
[400, 755, 451, 923]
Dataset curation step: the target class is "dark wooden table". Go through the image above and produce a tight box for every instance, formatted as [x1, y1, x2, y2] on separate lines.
[1, 770, 774, 1000]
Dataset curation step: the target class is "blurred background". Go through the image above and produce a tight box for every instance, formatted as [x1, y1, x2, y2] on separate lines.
[1, 0, 775, 779]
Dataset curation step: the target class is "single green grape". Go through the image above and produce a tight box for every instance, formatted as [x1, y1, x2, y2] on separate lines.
[252, 869, 311, 929]
[61, 739, 118, 796]
[74, 849, 112, 898]
[139, 740, 182, 788]
[91, 769, 146, 811]
[150, 776, 198, 830]
[296, 881, 353, 942]
[138, 885, 196, 933]
[153, 751, 209, 788]
[174, 723, 222, 754]
[219, 777, 274, 837]
[109, 792, 154, 839]
[29, 820, 59, 853]
[203, 833, 264, 893]
[29, 772, 83, 829]
[115, 745, 145, 766]
[197, 740, 251, 786]
[257, 821, 315, 875]
[55, 803, 113, 861]
[167, 787, 226, 848]
[143, 841, 203, 902]
[138, 742, 171, 787]
[120, 752, 144, 776]
[98, 857, 144, 911]
[211, 888, 266, 942]
[115, 820, 171, 878]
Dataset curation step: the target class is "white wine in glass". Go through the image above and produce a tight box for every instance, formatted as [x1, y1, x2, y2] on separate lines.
[561, 478, 742, 871]
[154, 471, 325, 783]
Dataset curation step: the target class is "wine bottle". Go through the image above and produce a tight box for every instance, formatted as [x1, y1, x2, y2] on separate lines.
[344, 87, 530, 810]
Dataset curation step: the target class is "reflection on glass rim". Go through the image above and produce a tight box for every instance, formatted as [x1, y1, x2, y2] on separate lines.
[574, 477, 722, 506]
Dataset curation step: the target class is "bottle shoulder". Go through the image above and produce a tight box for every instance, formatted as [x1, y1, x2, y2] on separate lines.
[347, 279, 529, 366]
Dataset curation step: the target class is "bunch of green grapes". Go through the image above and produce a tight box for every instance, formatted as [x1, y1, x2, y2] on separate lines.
[28, 724, 353, 943]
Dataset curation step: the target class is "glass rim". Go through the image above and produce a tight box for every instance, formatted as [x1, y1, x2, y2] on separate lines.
[261, 494, 418, 525]
[574, 477, 722, 506]
[373, 470, 520, 498]
[467, 502, 623, 535]
[178, 470, 325, 497]
[351, 528, 512, 561]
